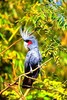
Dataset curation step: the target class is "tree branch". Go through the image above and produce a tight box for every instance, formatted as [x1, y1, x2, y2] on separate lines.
[0, 57, 52, 95]
[0, 38, 22, 56]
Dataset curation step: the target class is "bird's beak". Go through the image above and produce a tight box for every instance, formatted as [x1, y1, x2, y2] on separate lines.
[24, 42, 28, 50]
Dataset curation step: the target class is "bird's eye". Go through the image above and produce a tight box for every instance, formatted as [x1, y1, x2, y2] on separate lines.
[25, 40, 29, 42]
[25, 40, 32, 45]
[28, 40, 32, 45]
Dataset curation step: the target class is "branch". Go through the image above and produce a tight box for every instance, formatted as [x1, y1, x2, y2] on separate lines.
[19, 57, 53, 78]
[0, 80, 18, 94]
[24, 89, 30, 97]
[0, 57, 52, 95]
[0, 38, 22, 56]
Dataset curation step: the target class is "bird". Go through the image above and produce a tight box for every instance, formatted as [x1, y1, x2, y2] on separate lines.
[20, 27, 42, 88]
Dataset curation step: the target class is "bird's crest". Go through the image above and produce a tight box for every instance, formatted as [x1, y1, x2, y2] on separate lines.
[20, 27, 33, 40]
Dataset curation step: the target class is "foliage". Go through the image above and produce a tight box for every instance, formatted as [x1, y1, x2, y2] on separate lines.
[0, 0, 67, 100]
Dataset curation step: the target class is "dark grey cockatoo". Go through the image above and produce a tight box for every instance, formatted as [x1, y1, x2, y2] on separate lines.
[20, 27, 42, 88]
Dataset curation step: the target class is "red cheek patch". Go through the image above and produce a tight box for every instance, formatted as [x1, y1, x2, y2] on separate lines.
[28, 41, 32, 45]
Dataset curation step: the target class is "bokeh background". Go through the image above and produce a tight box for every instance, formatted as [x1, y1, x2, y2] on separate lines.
[0, 0, 67, 100]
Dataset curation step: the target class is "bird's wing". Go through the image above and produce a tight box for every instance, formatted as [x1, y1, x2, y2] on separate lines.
[25, 50, 41, 73]
[29, 50, 40, 68]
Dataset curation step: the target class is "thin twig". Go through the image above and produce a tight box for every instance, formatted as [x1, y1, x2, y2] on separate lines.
[0, 79, 18, 94]
[24, 89, 30, 97]
[0, 38, 22, 55]
[10, 86, 21, 96]
[0, 57, 52, 94]
[19, 57, 52, 78]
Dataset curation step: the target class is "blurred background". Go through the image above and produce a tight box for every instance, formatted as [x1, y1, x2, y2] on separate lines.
[0, 0, 67, 100]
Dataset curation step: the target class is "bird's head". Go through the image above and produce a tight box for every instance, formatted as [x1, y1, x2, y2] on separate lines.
[20, 27, 38, 50]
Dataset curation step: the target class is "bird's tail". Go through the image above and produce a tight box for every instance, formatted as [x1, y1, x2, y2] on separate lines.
[22, 69, 40, 88]
[22, 77, 33, 88]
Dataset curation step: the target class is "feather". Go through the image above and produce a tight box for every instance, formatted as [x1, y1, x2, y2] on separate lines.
[20, 27, 42, 88]
[22, 48, 41, 88]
